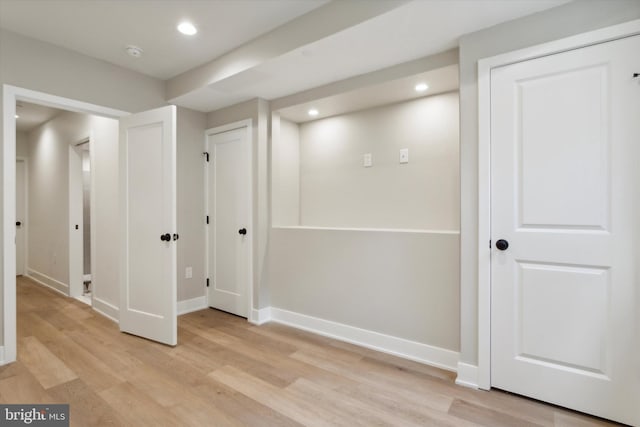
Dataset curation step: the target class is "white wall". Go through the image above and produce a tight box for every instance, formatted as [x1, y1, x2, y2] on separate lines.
[271, 115, 300, 226]
[457, 1, 640, 366]
[298, 93, 459, 230]
[176, 107, 207, 302]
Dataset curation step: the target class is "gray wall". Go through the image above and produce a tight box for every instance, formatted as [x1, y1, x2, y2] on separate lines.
[176, 107, 207, 302]
[16, 131, 29, 158]
[271, 116, 300, 227]
[298, 93, 459, 230]
[458, 0, 640, 365]
[26, 111, 120, 312]
[268, 227, 460, 351]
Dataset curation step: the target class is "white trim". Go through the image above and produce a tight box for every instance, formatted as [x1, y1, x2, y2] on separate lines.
[455, 362, 479, 389]
[178, 295, 208, 315]
[204, 119, 255, 321]
[270, 307, 459, 372]
[3, 84, 129, 365]
[249, 307, 272, 325]
[0, 346, 5, 366]
[15, 157, 29, 277]
[205, 119, 252, 137]
[27, 269, 69, 295]
[476, 19, 640, 391]
[273, 226, 459, 235]
[92, 297, 119, 323]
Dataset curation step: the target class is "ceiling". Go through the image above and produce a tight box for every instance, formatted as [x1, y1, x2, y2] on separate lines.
[278, 64, 459, 123]
[0, 0, 328, 79]
[15, 102, 65, 133]
[0, 0, 570, 114]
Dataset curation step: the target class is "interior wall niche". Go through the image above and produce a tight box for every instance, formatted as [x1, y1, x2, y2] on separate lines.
[272, 91, 460, 231]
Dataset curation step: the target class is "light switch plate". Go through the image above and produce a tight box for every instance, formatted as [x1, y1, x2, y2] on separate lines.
[399, 148, 409, 164]
[363, 153, 372, 167]
[185, 266, 193, 279]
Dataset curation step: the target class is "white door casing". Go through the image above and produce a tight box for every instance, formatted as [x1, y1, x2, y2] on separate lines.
[69, 142, 85, 299]
[15, 158, 27, 276]
[206, 125, 252, 318]
[119, 105, 177, 346]
[490, 35, 639, 426]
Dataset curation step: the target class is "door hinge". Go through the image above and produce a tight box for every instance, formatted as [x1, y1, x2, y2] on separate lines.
[206, 278, 210, 287]
[489, 240, 492, 249]
[203, 152, 209, 162]
[206, 215, 209, 225]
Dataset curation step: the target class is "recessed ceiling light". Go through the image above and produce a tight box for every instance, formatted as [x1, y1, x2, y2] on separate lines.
[125, 45, 144, 58]
[308, 108, 319, 117]
[415, 83, 429, 92]
[177, 21, 197, 36]
[15, 114, 19, 119]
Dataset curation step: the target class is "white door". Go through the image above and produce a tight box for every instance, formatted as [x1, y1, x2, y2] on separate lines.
[15, 159, 26, 276]
[206, 127, 251, 318]
[491, 36, 639, 425]
[119, 105, 177, 346]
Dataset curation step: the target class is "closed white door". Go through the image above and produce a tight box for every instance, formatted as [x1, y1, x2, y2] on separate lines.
[119, 105, 177, 346]
[15, 159, 26, 276]
[491, 36, 639, 425]
[207, 127, 251, 318]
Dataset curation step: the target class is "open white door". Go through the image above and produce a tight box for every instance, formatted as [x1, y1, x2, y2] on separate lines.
[119, 105, 177, 346]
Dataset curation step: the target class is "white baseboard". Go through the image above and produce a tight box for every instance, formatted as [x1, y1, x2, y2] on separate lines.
[455, 362, 479, 389]
[178, 295, 208, 315]
[249, 307, 272, 325]
[269, 307, 459, 372]
[0, 346, 4, 366]
[27, 269, 69, 295]
[92, 297, 119, 323]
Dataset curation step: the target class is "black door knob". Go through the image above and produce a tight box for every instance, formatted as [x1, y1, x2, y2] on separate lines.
[160, 233, 171, 242]
[16, 221, 21, 227]
[495, 239, 509, 251]
[173, 233, 179, 241]
[238, 228, 247, 235]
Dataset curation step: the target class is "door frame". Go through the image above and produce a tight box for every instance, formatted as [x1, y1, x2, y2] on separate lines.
[204, 119, 254, 321]
[15, 157, 28, 277]
[476, 19, 640, 390]
[68, 137, 95, 303]
[2, 84, 127, 365]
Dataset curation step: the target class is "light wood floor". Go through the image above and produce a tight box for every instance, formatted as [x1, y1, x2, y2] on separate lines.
[0, 276, 621, 427]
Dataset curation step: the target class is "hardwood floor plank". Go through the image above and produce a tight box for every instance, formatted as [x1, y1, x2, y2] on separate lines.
[47, 378, 129, 427]
[18, 336, 78, 389]
[449, 398, 545, 427]
[99, 382, 184, 427]
[209, 365, 352, 427]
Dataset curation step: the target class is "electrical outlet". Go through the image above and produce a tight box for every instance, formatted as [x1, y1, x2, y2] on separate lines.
[399, 148, 409, 164]
[363, 153, 372, 168]
[185, 266, 193, 279]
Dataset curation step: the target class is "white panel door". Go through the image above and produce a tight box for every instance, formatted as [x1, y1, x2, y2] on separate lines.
[119, 105, 177, 346]
[207, 127, 251, 318]
[15, 159, 26, 276]
[491, 36, 639, 425]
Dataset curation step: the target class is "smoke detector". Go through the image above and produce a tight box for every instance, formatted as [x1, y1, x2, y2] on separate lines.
[125, 45, 144, 58]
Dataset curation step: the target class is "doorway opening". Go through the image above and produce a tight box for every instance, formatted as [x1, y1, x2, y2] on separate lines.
[2, 84, 128, 365]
